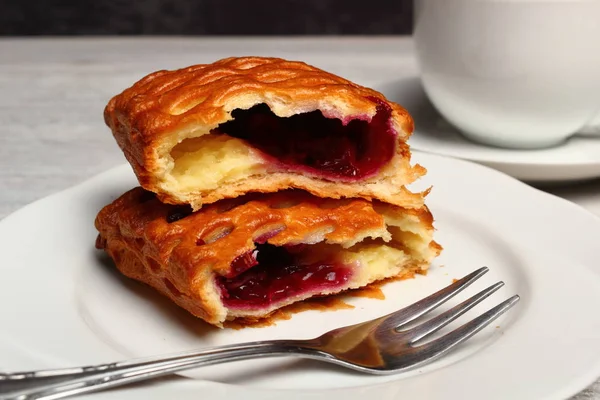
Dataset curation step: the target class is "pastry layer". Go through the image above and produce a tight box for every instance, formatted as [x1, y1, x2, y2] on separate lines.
[104, 56, 426, 210]
[95, 188, 441, 327]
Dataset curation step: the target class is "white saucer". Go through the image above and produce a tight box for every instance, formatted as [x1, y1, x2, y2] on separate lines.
[373, 77, 600, 183]
[1, 152, 600, 399]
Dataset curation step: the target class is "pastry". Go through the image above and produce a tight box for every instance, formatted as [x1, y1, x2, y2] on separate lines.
[95, 188, 441, 327]
[104, 56, 427, 210]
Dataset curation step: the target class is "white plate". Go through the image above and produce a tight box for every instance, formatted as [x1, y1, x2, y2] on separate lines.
[373, 77, 600, 183]
[1, 152, 600, 400]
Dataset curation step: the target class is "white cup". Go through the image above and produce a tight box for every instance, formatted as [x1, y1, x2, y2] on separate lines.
[413, 0, 600, 149]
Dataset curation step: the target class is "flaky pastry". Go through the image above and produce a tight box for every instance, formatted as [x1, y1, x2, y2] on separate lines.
[104, 56, 427, 210]
[95, 188, 441, 327]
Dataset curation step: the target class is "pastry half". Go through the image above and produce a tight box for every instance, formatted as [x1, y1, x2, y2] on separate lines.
[95, 188, 441, 327]
[104, 56, 426, 210]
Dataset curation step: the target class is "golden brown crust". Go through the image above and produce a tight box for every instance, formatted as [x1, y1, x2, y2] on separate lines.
[103, 56, 423, 209]
[96, 187, 392, 276]
[104, 56, 414, 162]
[95, 187, 438, 326]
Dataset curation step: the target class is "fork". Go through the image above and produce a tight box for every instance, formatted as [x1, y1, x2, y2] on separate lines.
[0, 267, 519, 400]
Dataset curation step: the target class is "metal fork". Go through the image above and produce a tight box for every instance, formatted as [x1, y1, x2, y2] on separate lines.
[0, 267, 519, 400]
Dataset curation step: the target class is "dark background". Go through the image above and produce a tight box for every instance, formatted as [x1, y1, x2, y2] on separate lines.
[0, 0, 413, 35]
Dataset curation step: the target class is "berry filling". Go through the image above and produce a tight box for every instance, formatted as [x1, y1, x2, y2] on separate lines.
[217, 244, 352, 309]
[214, 98, 396, 181]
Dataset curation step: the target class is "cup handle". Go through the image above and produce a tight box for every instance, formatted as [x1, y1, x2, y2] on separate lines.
[577, 109, 600, 136]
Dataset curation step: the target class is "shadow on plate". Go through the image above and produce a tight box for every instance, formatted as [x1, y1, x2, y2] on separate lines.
[531, 176, 600, 191]
[94, 251, 217, 337]
[219, 357, 365, 385]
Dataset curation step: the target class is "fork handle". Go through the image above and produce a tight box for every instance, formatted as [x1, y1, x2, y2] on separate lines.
[0, 340, 314, 400]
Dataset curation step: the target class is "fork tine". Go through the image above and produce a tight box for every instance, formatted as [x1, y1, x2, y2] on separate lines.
[410, 295, 520, 365]
[378, 267, 490, 329]
[406, 281, 505, 343]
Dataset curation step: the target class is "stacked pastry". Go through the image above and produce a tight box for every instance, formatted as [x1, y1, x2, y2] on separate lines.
[95, 56, 442, 327]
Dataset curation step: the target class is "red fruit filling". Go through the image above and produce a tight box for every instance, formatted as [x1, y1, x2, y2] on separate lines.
[218, 244, 352, 309]
[229, 249, 259, 277]
[214, 97, 396, 181]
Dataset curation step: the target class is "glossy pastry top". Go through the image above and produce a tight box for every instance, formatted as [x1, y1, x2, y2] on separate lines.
[95, 187, 404, 278]
[103, 56, 425, 209]
[104, 56, 413, 156]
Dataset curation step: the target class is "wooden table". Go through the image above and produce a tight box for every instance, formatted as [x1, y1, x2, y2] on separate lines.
[1, 37, 599, 398]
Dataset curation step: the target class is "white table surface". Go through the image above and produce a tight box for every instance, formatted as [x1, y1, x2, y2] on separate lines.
[1, 36, 599, 399]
